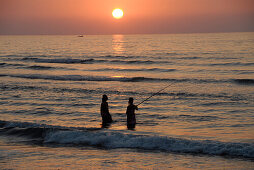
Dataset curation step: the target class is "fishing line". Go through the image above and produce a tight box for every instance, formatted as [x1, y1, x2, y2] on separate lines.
[137, 82, 175, 106]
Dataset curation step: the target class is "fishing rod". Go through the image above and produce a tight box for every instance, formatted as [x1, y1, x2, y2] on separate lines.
[137, 83, 174, 106]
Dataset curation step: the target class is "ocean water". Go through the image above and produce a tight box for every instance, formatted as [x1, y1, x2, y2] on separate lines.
[0, 33, 254, 169]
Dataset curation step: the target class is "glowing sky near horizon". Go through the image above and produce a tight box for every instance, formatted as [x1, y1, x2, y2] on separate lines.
[0, 0, 253, 34]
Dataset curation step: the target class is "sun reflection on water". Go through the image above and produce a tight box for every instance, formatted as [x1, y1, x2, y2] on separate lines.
[112, 34, 125, 55]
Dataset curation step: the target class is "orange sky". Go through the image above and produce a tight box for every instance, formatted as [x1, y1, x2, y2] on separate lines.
[0, 0, 253, 34]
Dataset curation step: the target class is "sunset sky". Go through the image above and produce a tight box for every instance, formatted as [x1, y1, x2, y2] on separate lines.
[0, 0, 253, 35]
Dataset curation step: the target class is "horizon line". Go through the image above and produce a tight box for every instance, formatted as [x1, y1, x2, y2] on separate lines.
[0, 31, 253, 36]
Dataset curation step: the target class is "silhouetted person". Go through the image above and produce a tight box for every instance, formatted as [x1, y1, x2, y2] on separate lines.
[100, 94, 112, 126]
[126, 97, 138, 129]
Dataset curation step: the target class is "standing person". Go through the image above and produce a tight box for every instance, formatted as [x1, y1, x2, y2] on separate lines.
[100, 94, 112, 126]
[126, 97, 138, 129]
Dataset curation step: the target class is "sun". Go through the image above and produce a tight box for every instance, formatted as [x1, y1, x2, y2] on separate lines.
[112, 8, 124, 19]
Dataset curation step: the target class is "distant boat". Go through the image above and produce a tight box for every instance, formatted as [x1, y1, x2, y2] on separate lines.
[78, 35, 84, 37]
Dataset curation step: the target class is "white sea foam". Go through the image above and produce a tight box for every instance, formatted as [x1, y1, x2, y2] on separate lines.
[2, 119, 253, 158]
[44, 130, 254, 158]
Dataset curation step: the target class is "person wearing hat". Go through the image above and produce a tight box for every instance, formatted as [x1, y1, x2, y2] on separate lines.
[100, 94, 113, 125]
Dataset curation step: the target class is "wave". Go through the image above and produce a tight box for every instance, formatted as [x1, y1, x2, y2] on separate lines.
[0, 73, 214, 83]
[110, 59, 159, 64]
[27, 65, 55, 70]
[0, 62, 24, 67]
[171, 56, 201, 60]
[25, 65, 74, 71]
[165, 52, 183, 56]
[103, 55, 143, 59]
[89, 68, 176, 72]
[1, 74, 222, 84]
[0, 61, 75, 71]
[0, 82, 250, 103]
[20, 57, 170, 65]
[0, 120, 253, 158]
[233, 79, 254, 85]
[45, 131, 254, 158]
[22, 57, 94, 64]
[209, 62, 254, 66]
[3, 55, 254, 67]
[0, 74, 163, 82]
[1, 61, 175, 72]
[3, 74, 254, 88]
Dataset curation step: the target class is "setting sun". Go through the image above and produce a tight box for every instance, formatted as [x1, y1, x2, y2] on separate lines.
[112, 8, 124, 19]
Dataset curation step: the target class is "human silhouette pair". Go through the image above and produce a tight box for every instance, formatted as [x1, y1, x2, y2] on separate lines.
[100, 95, 138, 129]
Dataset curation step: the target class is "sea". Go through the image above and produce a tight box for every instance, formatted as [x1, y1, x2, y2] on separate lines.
[0, 32, 254, 169]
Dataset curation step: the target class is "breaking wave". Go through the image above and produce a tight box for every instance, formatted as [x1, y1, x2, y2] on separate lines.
[45, 130, 254, 158]
[0, 120, 253, 158]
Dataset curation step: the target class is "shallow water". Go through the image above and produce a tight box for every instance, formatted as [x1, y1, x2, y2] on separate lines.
[0, 33, 254, 169]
